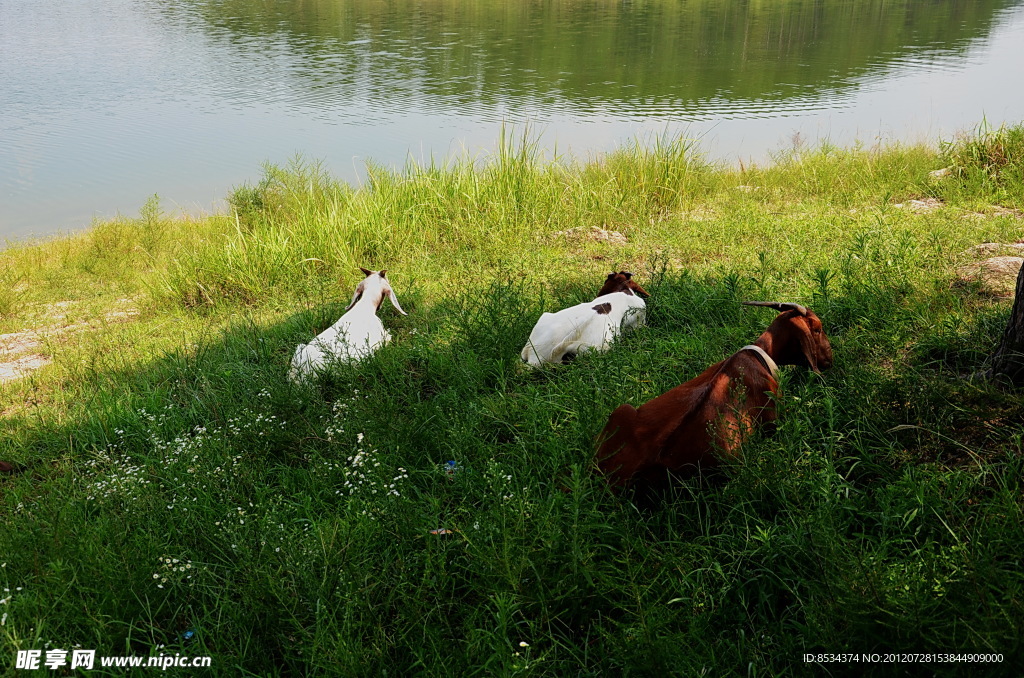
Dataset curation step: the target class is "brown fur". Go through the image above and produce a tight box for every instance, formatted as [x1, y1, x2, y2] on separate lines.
[596, 307, 833, 489]
[596, 271, 650, 298]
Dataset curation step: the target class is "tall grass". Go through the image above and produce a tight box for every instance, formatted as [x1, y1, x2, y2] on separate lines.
[2, 128, 1024, 676]
[157, 129, 714, 311]
[938, 121, 1024, 205]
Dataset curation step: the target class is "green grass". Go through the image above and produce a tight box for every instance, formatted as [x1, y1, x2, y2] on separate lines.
[939, 120, 1024, 204]
[2, 125, 1024, 676]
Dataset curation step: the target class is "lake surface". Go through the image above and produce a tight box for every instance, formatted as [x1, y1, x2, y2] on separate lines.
[3, 0, 1024, 241]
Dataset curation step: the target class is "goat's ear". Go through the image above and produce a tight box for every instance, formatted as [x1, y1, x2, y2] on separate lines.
[359, 267, 373, 277]
[607, 272, 617, 279]
[345, 281, 365, 311]
[795, 317, 820, 373]
[630, 281, 651, 299]
[387, 287, 408, 316]
[622, 271, 633, 278]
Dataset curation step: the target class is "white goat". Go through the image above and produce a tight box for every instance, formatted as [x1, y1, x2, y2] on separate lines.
[521, 271, 649, 367]
[288, 268, 407, 383]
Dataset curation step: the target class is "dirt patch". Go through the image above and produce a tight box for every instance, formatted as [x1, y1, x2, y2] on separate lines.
[0, 354, 52, 383]
[992, 206, 1024, 219]
[41, 300, 77, 319]
[0, 299, 140, 385]
[677, 207, 717, 222]
[894, 197, 944, 214]
[0, 330, 44, 355]
[963, 206, 1024, 221]
[551, 225, 627, 246]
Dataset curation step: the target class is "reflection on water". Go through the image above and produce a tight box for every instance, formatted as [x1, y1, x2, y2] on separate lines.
[1, 0, 1023, 239]
[177, 0, 1014, 118]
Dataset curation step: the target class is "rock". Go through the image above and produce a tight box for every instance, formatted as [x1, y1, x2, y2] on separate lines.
[955, 256, 1024, 296]
[963, 242, 1024, 257]
[929, 167, 952, 179]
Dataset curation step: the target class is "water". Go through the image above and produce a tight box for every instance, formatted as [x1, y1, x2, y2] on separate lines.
[2, 0, 1023, 241]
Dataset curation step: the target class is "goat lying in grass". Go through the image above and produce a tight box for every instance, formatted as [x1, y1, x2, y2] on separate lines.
[521, 271, 650, 366]
[596, 301, 833, 490]
[288, 268, 407, 383]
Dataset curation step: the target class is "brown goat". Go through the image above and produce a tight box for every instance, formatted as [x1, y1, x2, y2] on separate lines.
[595, 302, 833, 489]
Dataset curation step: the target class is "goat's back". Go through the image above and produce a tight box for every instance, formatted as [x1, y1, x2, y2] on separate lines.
[522, 292, 645, 366]
[289, 308, 391, 383]
[317, 310, 390, 360]
[597, 350, 778, 486]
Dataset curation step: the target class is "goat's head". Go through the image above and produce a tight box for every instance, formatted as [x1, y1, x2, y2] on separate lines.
[597, 271, 650, 298]
[346, 267, 408, 315]
[743, 301, 833, 373]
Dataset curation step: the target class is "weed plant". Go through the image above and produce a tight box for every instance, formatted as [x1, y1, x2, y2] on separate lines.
[1, 127, 1024, 676]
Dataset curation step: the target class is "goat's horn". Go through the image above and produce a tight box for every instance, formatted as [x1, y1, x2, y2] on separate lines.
[742, 301, 808, 316]
[358, 267, 373, 277]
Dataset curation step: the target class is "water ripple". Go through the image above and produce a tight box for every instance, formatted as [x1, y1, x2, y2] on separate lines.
[3, 0, 1024, 238]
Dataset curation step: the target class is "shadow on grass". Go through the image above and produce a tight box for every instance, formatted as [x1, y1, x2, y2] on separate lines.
[2, 267, 1024, 676]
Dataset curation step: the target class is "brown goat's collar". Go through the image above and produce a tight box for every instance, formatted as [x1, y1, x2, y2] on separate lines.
[741, 345, 779, 380]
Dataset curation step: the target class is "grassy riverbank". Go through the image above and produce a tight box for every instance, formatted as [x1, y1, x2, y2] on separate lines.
[2, 126, 1024, 676]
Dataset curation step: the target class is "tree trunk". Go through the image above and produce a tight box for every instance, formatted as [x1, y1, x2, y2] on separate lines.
[989, 262, 1024, 385]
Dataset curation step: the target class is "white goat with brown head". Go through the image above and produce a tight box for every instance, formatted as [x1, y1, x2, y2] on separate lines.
[288, 268, 407, 383]
[521, 271, 650, 367]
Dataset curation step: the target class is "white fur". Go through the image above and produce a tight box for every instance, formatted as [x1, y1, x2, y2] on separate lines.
[288, 270, 406, 383]
[521, 291, 646, 366]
